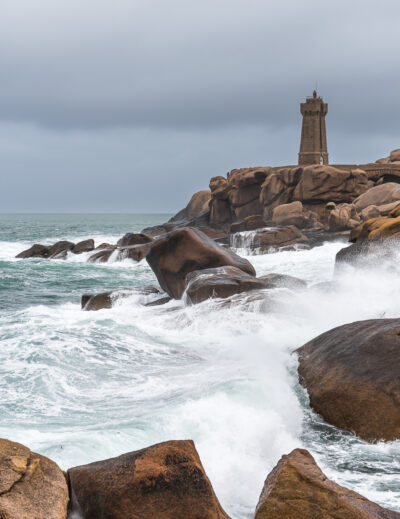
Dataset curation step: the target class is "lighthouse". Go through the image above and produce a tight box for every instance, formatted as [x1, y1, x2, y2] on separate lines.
[298, 90, 329, 165]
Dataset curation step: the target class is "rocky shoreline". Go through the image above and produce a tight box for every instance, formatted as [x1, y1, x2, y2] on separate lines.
[9, 149, 400, 518]
[1, 436, 399, 519]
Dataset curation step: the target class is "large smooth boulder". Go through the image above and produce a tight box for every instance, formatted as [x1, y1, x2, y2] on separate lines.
[67, 440, 230, 519]
[390, 149, 400, 162]
[0, 438, 68, 519]
[117, 232, 153, 247]
[272, 201, 313, 228]
[297, 319, 400, 442]
[255, 448, 400, 519]
[184, 266, 267, 304]
[251, 226, 308, 252]
[16, 244, 50, 259]
[294, 165, 368, 204]
[146, 227, 256, 299]
[354, 183, 400, 211]
[327, 203, 360, 231]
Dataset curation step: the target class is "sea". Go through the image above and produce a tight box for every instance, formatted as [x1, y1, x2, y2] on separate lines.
[0, 213, 399, 518]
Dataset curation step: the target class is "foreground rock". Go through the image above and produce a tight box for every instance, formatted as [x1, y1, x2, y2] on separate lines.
[297, 318, 400, 442]
[67, 440, 230, 519]
[146, 227, 255, 299]
[0, 438, 68, 519]
[184, 266, 267, 304]
[255, 448, 400, 519]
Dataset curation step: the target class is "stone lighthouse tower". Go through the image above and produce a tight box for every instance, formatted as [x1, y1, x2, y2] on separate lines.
[298, 90, 328, 165]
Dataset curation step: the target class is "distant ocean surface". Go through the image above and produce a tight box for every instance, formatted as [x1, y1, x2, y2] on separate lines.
[1, 213, 399, 518]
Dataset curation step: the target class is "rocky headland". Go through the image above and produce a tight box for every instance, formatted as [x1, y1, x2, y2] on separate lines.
[11, 148, 400, 517]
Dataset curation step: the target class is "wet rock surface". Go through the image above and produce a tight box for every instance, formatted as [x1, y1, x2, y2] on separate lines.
[184, 266, 267, 304]
[297, 318, 400, 442]
[0, 438, 68, 519]
[67, 440, 230, 519]
[146, 227, 256, 299]
[255, 448, 400, 519]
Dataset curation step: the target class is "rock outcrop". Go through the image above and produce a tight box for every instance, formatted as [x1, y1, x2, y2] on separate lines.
[260, 167, 302, 219]
[146, 227, 256, 299]
[255, 448, 400, 519]
[230, 215, 267, 233]
[272, 201, 315, 228]
[0, 438, 68, 519]
[251, 226, 309, 252]
[336, 204, 400, 265]
[184, 266, 267, 304]
[16, 244, 51, 259]
[72, 239, 95, 254]
[297, 318, 400, 442]
[67, 440, 230, 519]
[169, 190, 211, 223]
[293, 165, 368, 205]
[326, 202, 360, 231]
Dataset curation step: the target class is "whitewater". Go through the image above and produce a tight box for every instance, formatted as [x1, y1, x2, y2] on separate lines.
[0, 213, 399, 518]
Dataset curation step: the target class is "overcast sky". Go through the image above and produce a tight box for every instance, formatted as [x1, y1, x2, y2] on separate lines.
[1, 0, 399, 212]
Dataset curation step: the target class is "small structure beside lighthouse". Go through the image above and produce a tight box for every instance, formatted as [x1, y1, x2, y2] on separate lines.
[298, 90, 329, 165]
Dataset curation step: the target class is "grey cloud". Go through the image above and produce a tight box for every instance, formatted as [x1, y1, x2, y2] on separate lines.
[1, 0, 400, 132]
[0, 0, 399, 212]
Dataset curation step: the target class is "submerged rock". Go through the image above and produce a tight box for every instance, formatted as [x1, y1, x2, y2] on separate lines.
[255, 448, 400, 519]
[67, 440, 230, 519]
[185, 266, 267, 304]
[146, 227, 255, 299]
[82, 286, 162, 310]
[87, 246, 116, 263]
[258, 273, 307, 289]
[0, 438, 68, 519]
[297, 318, 400, 442]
